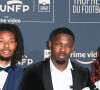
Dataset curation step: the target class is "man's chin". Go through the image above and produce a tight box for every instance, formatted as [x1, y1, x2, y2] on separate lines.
[55, 60, 66, 65]
[0, 56, 11, 61]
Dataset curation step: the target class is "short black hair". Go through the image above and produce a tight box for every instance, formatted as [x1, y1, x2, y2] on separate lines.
[49, 27, 75, 42]
[0, 23, 24, 67]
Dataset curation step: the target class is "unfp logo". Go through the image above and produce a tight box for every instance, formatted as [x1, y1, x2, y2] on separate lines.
[0, 0, 29, 12]
[38, 0, 50, 12]
[18, 55, 33, 66]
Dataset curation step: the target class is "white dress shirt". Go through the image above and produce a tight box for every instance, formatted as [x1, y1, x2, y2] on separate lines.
[95, 80, 100, 89]
[82, 80, 100, 90]
[0, 63, 11, 90]
[50, 59, 73, 90]
[82, 87, 90, 90]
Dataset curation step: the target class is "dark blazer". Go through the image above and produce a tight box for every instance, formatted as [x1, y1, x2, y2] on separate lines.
[21, 59, 92, 90]
[3, 65, 24, 90]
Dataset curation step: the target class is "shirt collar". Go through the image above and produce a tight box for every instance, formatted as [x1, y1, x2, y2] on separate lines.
[50, 58, 73, 72]
[0, 62, 11, 68]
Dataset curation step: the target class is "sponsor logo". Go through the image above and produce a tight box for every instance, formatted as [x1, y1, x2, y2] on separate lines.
[44, 49, 51, 59]
[0, 0, 54, 23]
[18, 55, 33, 66]
[7, 0, 23, 4]
[44, 49, 96, 64]
[69, 0, 100, 23]
[38, 0, 50, 12]
[70, 51, 97, 64]
[0, 0, 29, 12]
[75, 59, 95, 64]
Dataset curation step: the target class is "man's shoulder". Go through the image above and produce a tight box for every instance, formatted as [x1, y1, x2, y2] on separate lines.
[10, 65, 24, 76]
[14, 65, 24, 72]
[71, 61, 89, 72]
[26, 59, 49, 70]
[25, 60, 46, 72]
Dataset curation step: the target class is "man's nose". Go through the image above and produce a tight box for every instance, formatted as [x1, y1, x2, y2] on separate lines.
[4, 42, 9, 48]
[60, 45, 66, 52]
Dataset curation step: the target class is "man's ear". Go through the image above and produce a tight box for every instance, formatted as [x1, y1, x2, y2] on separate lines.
[49, 41, 51, 50]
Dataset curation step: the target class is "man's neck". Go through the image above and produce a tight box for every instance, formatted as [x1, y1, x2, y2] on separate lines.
[51, 59, 68, 71]
[0, 60, 11, 67]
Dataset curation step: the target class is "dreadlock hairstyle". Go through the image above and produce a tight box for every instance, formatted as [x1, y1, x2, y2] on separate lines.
[91, 47, 100, 83]
[0, 23, 24, 67]
[49, 27, 75, 42]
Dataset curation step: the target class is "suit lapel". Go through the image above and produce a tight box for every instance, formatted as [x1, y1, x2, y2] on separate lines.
[3, 68, 16, 90]
[42, 59, 53, 90]
[71, 62, 82, 90]
[71, 69, 82, 90]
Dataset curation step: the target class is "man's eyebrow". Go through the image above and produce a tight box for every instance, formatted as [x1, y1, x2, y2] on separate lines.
[0, 38, 15, 39]
[67, 43, 73, 44]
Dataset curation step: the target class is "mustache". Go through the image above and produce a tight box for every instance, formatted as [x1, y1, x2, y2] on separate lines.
[58, 52, 66, 55]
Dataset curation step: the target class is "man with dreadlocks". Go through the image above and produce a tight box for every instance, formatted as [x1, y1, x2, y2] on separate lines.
[0, 23, 24, 90]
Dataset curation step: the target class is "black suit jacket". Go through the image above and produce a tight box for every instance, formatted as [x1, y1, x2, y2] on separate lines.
[21, 59, 92, 90]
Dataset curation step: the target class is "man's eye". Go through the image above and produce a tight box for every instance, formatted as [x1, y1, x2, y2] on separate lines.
[66, 45, 71, 47]
[10, 41, 14, 43]
[0, 41, 3, 43]
[56, 43, 61, 46]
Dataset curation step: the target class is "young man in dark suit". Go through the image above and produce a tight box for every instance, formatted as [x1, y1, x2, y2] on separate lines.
[21, 27, 92, 90]
[0, 23, 24, 90]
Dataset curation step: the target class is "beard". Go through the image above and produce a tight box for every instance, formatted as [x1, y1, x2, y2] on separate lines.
[53, 53, 67, 65]
[0, 56, 11, 61]
[55, 59, 66, 65]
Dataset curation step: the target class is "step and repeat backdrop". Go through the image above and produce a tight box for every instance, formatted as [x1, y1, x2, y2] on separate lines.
[0, 0, 100, 72]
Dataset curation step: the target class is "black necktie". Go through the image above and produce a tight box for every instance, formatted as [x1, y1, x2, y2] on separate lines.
[0, 66, 11, 72]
